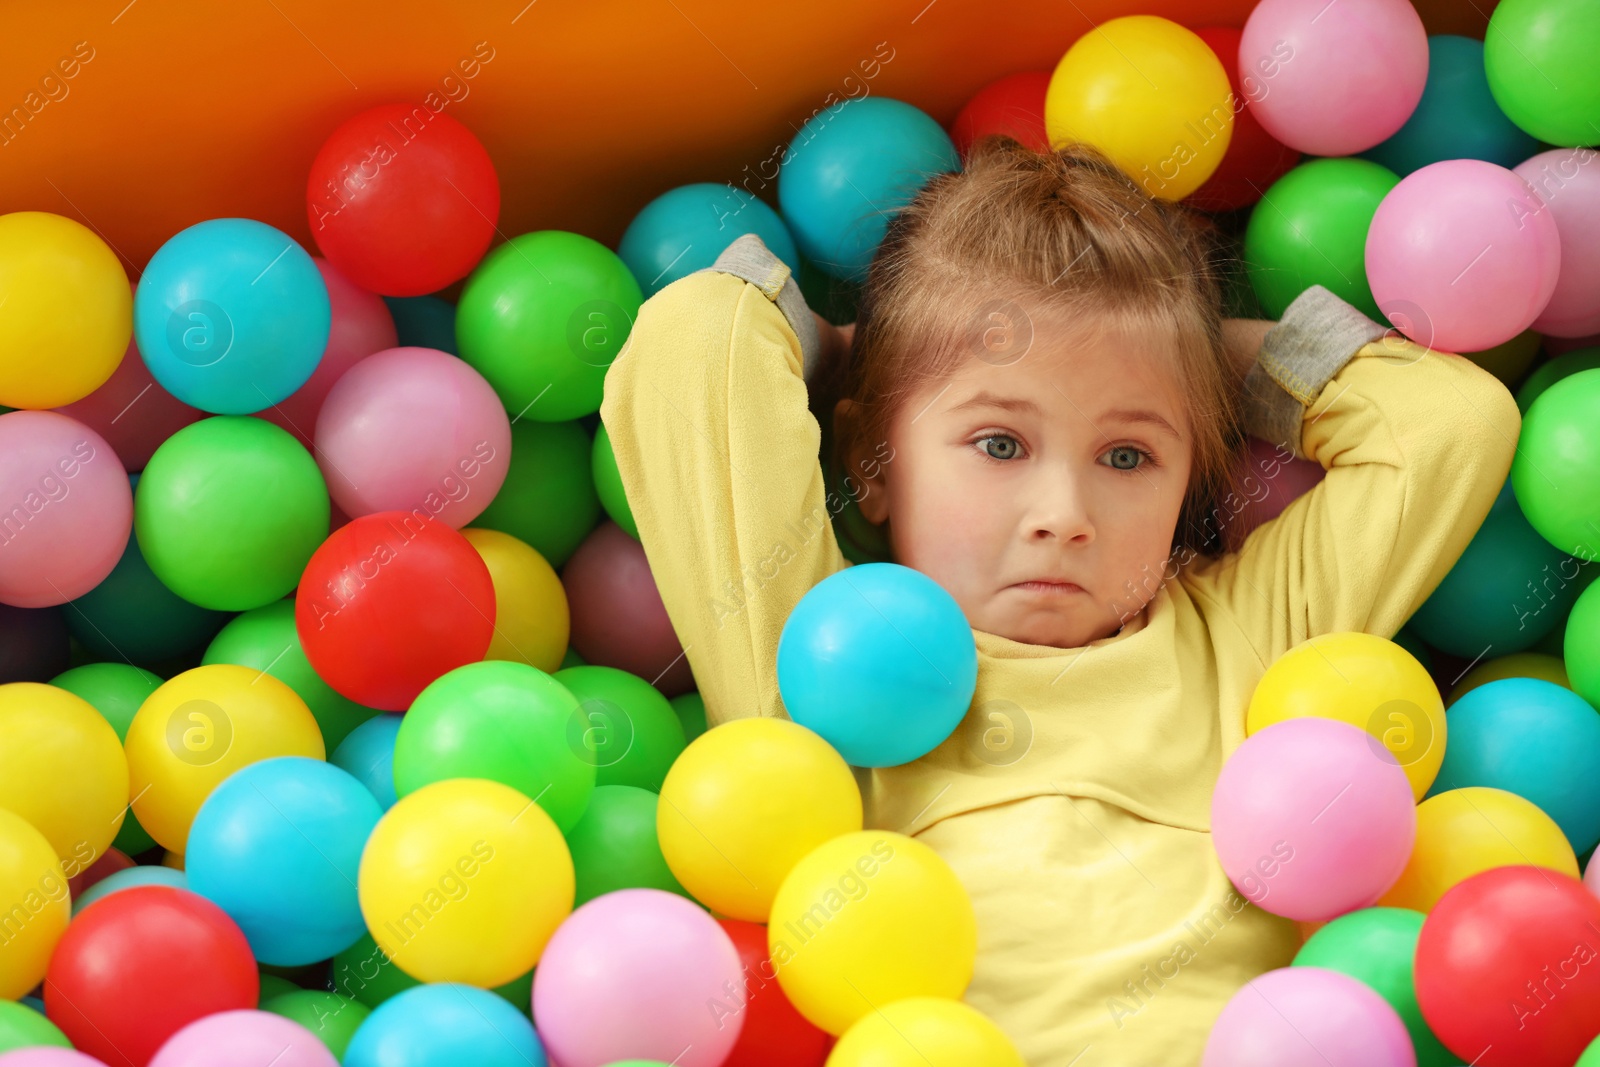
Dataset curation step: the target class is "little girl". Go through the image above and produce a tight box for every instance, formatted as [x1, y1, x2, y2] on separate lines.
[600, 138, 1520, 1065]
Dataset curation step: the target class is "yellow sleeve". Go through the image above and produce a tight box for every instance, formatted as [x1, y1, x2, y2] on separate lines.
[598, 235, 848, 726]
[1184, 288, 1522, 666]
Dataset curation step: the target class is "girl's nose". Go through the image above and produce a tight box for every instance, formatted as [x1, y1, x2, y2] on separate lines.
[1025, 472, 1094, 545]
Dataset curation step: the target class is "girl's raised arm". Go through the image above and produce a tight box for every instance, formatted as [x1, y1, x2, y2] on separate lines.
[599, 233, 849, 726]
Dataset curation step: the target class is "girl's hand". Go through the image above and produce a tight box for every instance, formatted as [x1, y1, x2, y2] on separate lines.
[811, 311, 856, 380]
[1222, 318, 1276, 382]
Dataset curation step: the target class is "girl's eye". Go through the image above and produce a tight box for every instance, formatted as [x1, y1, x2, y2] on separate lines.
[976, 435, 1022, 461]
[1103, 445, 1150, 472]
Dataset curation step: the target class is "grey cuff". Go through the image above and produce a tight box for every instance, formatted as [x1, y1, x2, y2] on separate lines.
[693, 233, 822, 382]
[1241, 285, 1391, 459]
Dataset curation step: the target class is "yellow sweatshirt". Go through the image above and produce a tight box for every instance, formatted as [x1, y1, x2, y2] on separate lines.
[599, 236, 1520, 1066]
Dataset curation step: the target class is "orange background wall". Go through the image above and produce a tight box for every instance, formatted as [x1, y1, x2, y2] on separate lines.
[0, 0, 1492, 280]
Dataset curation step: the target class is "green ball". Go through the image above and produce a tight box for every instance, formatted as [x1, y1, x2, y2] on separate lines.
[257, 973, 301, 1003]
[565, 784, 693, 907]
[1566, 579, 1600, 711]
[592, 422, 638, 539]
[1244, 158, 1400, 322]
[473, 419, 600, 568]
[135, 416, 329, 611]
[51, 662, 162, 855]
[457, 231, 643, 422]
[0, 997, 70, 1052]
[261, 990, 369, 1059]
[1512, 369, 1600, 561]
[1580, 1035, 1600, 1067]
[330, 932, 532, 1014]
[393, 660, 595, 833]
[203, 599, 379, 752]
[1518, 348, 1600, 414]
[1294, 907, 1458, 1067]
[555, 665, 686, 792]
[670, 691, 707, 743]
[1485, 0, 1600, 147]
[560, 644, 587, 669]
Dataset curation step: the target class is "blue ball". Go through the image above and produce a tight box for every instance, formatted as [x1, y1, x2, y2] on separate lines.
[134, 218, 330, 415]
[332, 712, 402, 811]
[383, 295, 457, 355]
[1428, 677, 1600, 853]
[72, 865, 187, 915]
[778, 98, 959, 284]
[344, 983, 546, 1067]
[619, 183, 799, 298]
[777, 563, 977, 766]
[186, 756, 382, 965]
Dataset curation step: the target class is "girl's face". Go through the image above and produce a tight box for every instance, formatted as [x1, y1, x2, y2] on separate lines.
[847, 307, 1194, 650]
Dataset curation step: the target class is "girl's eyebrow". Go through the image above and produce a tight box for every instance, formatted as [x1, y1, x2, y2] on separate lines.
[1099, 408, 1182, 440]
[945, 391, 1043, 417]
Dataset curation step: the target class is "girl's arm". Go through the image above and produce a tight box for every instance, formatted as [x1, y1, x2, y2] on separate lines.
[1183, 285, 1522, 666]
[598, 233, 849, 726]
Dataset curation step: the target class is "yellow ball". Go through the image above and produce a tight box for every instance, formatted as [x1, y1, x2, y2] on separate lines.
[0, 683, 128, 873]
[0, 807, 70, 999]
[658, 718, 862, 921]
[1449, 651, 1569, 704]
[769, 830, 976, 1036]
[358, 777, 573, 988]
[1044, 16, 1233, 199]
[462, 527, 569, 672]
[124, 664, 325, 853]
[1247, 632, 1444, 799]
[828, 998, 1024, 1067]
[0, 211, 131, 409]
[1379, 786, 1578, 912]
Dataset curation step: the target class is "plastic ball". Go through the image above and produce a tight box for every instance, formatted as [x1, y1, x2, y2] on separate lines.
[1514, 149, 1600, 338]
[563, 521, 694, 695]
[716, 919, 831, 1067]
[64, 848, 133, 901]
[777, 563, 977, 767]
[531, 888, 744, 1067]
[457, 231, 642, 421]
[1380, 787, 1578, 912]
[657, 718, 862, 921]
[778, 98, 958, 283]
[1184, 26, 1301, 213]
[1366, 159, 1560, 353]
[553, 665, 685, 792]
[1247, 631, 1444, 799]
[307, 105, 500, 297]
[591, 423, 637, 538]
[123, 663, 325, 853]
[331, 713, 401, 811]
[472, 419, 599, 567]
[1416, 865, 1600, 1066]
[670, 691, 707, 743]
[768, 830, 976, 1036]
[383, 295, 456, 354]
[1514, 370, 1600, 562]
[0, 212, 131, 410]
[148, 1010, 336, 1067]
[951, 71, 1051, 159]
[619, 183, 798, 298]
[829, 999, 1022, 1067]
[314, 347, 510, 528]
[341, 983, 544, 1067]
[44, 886, 258, 1066]
[260, 991, 369, 1061]
[1240, 0, 1428, 157]
[1202, 966, 1416, 1066]
[1221, 436, 1325, 552]
[135, 416, 329, 611]
[1484, 0, 1600, 148]
[392, 660, 593, 833]
[1045, 16, 1232, 200]
[1570, 580, 1600, 710]
[0, 997, 71, 1054]
[357, 778, 573, 987]
[0, 809, 69, 999]
[1464, 327, 1543, 387]
[134, 219, 329, 414]
[327, 930, 534, 1015]
[1519, 347, 1600, 413]
[461, 528, 569, 671]
[0, 605, 69, 685]
[71, 867, 186, 916]
[566, 785, 689, 907]
[1450, 652, 1569, 703]
[0, 411, 132, 607]
[295, 511, 496, 711]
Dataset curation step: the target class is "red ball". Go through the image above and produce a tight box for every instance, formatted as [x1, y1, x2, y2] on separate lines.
[44, 886, 258, 1067]
[1415, 865, 1600, 1067]
[66, 847, 135, 899]
[306, 104, 500, 297]
[1183, 26, 1301, 213]
[950, 71, 1052, 160]
[717, 919, 833, 1067]
[296, 510, 495, 710]
[562, 521, 693, 696]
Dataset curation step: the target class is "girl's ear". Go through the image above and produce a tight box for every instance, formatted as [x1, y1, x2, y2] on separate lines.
[834, 397, 890, 525]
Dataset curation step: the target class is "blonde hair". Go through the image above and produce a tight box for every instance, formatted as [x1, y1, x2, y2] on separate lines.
[820, 135, 1245, 561]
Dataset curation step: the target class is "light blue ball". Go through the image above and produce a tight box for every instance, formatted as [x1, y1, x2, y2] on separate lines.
[1428, 677, 1600, 853]
[778, 98, 959, 284]
[73, 866, 187, 915]
[134, 218, 330, 415]
[619, 183, 799, 298]
[332, 713, 402, 811]
[344, 983, 546, 1067]
[777, 563, 977, 767]
[186, 756, 382, 965]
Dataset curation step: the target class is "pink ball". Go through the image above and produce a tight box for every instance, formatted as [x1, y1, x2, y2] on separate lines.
[1366, 159, 1561, 353]
[1240, 0, 1428, 157]
[1212, 717, 1415, 922]
[149, 1010, 337, 1067]
[1515, 148, 1600, 339]
[261, 259, 398, 448]
[0, 1052, 110, 1067]
[531, 888, 745, 1067]
[1222, 437, 1325, 553]
[0, 411, 131, 607]
[313, 346, 510, 529]
[562, 521, 694, 696]
[1203, 967, 1417, 1067]
[1586, 851, 1599, 901]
